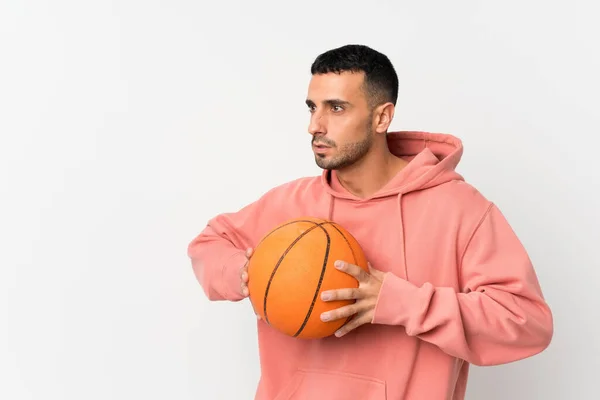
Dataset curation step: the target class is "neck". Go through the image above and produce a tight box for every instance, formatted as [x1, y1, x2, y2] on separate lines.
[334, 140, 408, 198]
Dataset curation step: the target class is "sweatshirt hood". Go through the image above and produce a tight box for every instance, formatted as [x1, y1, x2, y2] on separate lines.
[319, 131, 465, 239]
[321, 131, 465, 201]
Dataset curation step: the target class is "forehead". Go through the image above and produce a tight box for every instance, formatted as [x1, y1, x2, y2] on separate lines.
[307, 71, 366, 103]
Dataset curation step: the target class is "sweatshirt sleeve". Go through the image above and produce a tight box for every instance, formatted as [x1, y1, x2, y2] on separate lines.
[371, 203, 553, 366]
[187, 195, 268, 302]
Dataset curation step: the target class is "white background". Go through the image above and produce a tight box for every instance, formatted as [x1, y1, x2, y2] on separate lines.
[1, 1, 599, 399]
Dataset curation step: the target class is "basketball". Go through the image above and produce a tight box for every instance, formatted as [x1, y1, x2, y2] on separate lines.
[246, 217, 369, 339]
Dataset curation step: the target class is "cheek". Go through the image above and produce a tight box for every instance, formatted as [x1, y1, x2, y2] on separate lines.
[330, 117, 366, 143]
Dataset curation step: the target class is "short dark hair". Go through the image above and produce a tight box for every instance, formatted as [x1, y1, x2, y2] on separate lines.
[310, 44, 399, 107]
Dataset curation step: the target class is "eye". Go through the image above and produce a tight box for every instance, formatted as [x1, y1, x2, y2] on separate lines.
[308, 105, 316, 113]
[332, 105, 344, 112]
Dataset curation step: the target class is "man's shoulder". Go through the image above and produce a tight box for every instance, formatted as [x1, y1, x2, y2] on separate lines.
[277, 175, 322, 189]
[433, 179, 493, 217]
[443, 179, 488, 199]
[260, 175, 322, 200]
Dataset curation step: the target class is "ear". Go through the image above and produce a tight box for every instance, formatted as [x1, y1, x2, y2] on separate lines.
[373, 102, 395, 134]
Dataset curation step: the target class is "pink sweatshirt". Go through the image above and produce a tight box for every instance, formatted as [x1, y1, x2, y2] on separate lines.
[188, 131, 553, 400]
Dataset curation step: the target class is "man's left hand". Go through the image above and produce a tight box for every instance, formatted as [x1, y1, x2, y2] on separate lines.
[320, 260, 387, 337]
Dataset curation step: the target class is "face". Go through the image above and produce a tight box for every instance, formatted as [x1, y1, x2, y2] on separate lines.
[306, 71, 375, 170]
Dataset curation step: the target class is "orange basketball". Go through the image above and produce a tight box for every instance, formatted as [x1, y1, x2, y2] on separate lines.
[247, 217, 368, 339]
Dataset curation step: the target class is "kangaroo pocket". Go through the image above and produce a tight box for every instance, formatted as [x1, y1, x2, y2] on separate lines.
[274, 369, 387, 400]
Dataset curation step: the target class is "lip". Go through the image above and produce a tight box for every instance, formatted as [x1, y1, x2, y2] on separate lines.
[312, 144, 330, 153]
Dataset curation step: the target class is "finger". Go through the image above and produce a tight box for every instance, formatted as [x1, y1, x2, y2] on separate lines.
[241, 277, 249, 296]
[240, 249, 252, 274]
[241, 270, 248, 283]
[334, 314, 369, 337]
[335, 260, 369, 282]
[321, 287, 361, 301]
[320, 304, 359, 322]
[367, 262, 386, 280]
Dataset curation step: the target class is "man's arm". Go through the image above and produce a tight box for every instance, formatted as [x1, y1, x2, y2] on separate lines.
[371, 202, 553, 366]
[322, 202, 553, 366]
[187, 196, 267, 302]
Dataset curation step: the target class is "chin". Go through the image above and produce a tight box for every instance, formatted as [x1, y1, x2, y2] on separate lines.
[315, 159, 339, 170]
[314, 157, 330, 170]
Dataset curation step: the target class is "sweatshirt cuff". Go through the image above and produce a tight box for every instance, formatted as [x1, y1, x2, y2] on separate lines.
[221, 250, 247, 301]
[372, 272, 420, 326]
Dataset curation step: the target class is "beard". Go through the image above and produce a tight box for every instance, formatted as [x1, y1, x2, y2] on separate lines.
[313, 116, 374, 170]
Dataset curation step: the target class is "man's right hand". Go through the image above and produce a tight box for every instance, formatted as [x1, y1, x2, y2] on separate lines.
[240, 247, 253, 297]
[240, 247, 261, 320]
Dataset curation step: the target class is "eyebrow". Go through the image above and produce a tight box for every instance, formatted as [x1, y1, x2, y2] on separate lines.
[305, 99, 351, 107]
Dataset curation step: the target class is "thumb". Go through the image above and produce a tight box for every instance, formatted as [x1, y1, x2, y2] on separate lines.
[368, 262, 384, 278]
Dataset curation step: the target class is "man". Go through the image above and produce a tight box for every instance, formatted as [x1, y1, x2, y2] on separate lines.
[188, 44, 553, 399]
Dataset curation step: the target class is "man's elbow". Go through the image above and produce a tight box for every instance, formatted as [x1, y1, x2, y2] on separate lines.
[473, 307, 554, 367]
[535, 303, 554, 351]
[508, 297, 554, 362]
[511, 303, 554, 362]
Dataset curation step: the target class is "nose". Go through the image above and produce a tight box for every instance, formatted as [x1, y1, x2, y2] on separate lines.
[308, 112, 326, 136]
